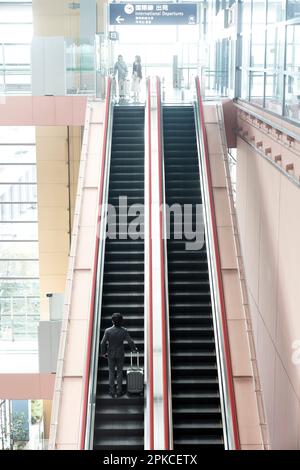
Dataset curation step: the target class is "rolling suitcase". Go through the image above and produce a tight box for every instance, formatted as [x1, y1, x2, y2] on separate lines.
[127, 351, 144, 394]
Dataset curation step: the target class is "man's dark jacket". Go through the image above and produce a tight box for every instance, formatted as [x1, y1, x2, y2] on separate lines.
[100, 326, 136, 357]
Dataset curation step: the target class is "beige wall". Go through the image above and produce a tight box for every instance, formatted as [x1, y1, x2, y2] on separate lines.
[43, 400, 52, 440]
[33, 0, 80, 38]
[49, 102, 104, 449]
[36, 126, 81, 320]
[204, 104, 265, 449]
[96, 0, 107, 33]
[236, 132, 300, 449]
[33, 0, 106, 37]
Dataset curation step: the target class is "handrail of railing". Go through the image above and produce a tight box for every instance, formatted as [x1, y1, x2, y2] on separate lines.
[217, 103, 268, 449]
[80, 76, 113, 449]
[156, 76, 173, 450]
[144, 76, 154, 450]
[48, 100, 92, 450]
[194, 75, 240, 449]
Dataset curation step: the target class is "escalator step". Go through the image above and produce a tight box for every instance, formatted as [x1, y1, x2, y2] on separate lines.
[163, 105, 224, 449]
[93, 106, 145, 450]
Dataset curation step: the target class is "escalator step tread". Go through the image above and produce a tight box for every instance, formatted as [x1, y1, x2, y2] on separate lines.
[174, 437, 224, 448]
[93, 106, 144, 450]
[163, 105, 224, 449]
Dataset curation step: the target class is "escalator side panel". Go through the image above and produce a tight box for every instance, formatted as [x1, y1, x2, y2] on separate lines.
[93, 106, 145, 450]
[163, 106, 224, 449]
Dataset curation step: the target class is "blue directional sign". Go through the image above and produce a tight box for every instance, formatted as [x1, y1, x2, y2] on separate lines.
[109, 3, 198, 26]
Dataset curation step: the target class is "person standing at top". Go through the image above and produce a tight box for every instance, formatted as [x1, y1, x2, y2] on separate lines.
[101, 312, 138, 397]
[132, 55, 142, 103]
[113, 55, 128, 103]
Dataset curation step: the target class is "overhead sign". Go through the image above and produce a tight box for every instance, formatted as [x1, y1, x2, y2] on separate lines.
[109, 3, 198, 26]
[108, 31, 120, 40]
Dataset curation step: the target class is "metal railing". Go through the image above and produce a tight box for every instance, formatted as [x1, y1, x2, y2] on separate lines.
[194, 75, 240, 450]
[156, 76, 173, 450]
[48, 100, 93, 450]
[216, 102, 268, 449]
[81, 77, 114, 449]
[144, 77, 154, 450]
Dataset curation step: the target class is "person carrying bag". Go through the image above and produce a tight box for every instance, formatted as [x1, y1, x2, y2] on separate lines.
[131, 55, 142, 103]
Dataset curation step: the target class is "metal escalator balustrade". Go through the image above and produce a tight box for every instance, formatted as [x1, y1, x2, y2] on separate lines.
[162, 106, 224, 449]
[92, 106, 145, 450]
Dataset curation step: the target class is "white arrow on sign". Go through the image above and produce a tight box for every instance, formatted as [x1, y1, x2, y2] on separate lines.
[116, 15, 124, 24]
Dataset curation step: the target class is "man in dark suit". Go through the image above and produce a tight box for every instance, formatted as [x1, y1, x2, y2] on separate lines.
[101, 312, 137, 397]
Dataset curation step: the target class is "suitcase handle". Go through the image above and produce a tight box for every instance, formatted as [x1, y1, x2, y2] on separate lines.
[131, 351, 139, 368]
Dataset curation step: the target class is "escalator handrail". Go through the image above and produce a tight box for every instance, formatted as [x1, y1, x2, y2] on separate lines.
[80, 77, 113, 449]
[195, 75, 240, 449]
[156, 76, 172, 450]
[145, 76, 154, 449]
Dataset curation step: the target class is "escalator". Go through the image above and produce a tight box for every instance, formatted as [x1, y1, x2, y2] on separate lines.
[93, 105, 145, 450]
[162, 106, 224, 449]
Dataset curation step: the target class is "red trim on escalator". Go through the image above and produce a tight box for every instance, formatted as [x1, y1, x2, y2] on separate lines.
[195, 76, 240, 450]
[156, 77, 170, 450]
[147, 78, 155, 450]
[80, 77, 112, 450]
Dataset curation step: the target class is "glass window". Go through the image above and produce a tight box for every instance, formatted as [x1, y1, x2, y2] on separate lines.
[4, 74, 31, 86]
[241, 68, 250, 99]
[116, 25, 177, 45]
[0, 126, 39, 347]
[266, 26, 284, 70]
[251, 39, 265, 68]
[0, 185, 36, 202]
[0, 279, 39, 297]
[0, 4, 32, 23]
[0, 146, 36, 164]
[242, 0, 252, 32]
[144, 44, 177, 64]
[286, 24, 300, 76]
[0, 314, 39, 342]
[0, 127, 35, 144]
[287, 0, 300, 20]
[0, 400, 47, 450]
[0, 260, 39, 278]
[0, 164, 36, 182]
[284, 74, 300, 121]
[178, 25, 199, 42]
[0, 203, 37, 222]
[238, 1, 300, 122]
[250, 71, 265, 105]
[0, 24, 32, 43]
[242, 32, 251, 70]
[267, 0, 285, 23]
[4, 45, 30, 65]
[0, 1, 32, 95]
[0, 222, 38, 241]
[0, 242, 38, 259]
[265, 73, 283, 113]
[250, 1, 266, 67]
[251, 27, 266, 67]
[252, 0, 267, 27]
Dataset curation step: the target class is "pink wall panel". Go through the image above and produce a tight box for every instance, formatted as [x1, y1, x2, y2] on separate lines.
[0, 96, 88, 126]
[0, 96, 33, 125]
[72, 96, 89, 126]
[33, 96, 56, 125]
[0, 373, 55, 399]
[236, 118, 300, 448]
[54, 96, 73, 125]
